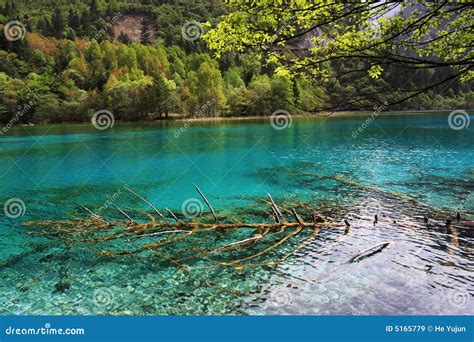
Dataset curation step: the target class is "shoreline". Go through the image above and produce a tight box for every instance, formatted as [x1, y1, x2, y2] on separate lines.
[172, 109, 460, 122]
[2, 109, 468, 131]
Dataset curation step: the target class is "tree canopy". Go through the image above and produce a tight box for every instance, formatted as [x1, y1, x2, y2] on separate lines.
[205, 1, 473, 110]
[0, 0, 472, 125]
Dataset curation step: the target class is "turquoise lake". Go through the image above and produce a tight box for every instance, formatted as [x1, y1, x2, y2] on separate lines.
[0, 112, 473, 315]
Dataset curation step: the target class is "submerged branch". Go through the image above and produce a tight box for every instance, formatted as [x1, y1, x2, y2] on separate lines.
[25, 188, 344, 269]
[124, 186, 164, 219]
[24, 179, 470, 270]
[194, 184, 219, 222]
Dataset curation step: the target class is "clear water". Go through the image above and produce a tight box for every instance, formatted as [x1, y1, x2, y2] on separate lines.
[0, 112, 473, 315]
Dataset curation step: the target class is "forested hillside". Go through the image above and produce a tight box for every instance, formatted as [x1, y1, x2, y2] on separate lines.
[0, 0, 471, 124]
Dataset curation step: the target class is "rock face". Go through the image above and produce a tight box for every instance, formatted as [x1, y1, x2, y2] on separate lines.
[112, 15, 156, 44]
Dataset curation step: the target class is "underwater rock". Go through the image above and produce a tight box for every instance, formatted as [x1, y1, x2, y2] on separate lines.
[54, 282, 71, 293]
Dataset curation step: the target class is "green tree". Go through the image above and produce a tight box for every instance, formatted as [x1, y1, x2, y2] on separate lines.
[187, 61, 226, 116]
[52, 8, 65, 39]
[205, 1, 473, 109]
[141, 74, 175, 118]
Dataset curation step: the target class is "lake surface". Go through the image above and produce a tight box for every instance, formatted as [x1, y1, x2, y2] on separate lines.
[0, 112, 473, 315]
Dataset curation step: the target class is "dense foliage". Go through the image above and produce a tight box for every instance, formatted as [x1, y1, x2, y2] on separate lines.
[206, 1, 473, 110]
[0, 0, 471, 124]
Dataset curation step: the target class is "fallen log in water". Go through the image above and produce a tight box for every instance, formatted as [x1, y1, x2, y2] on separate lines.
[22, 181, 469, 270]
[348, 242, 391, 263]
[24, 187, 344, 269]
